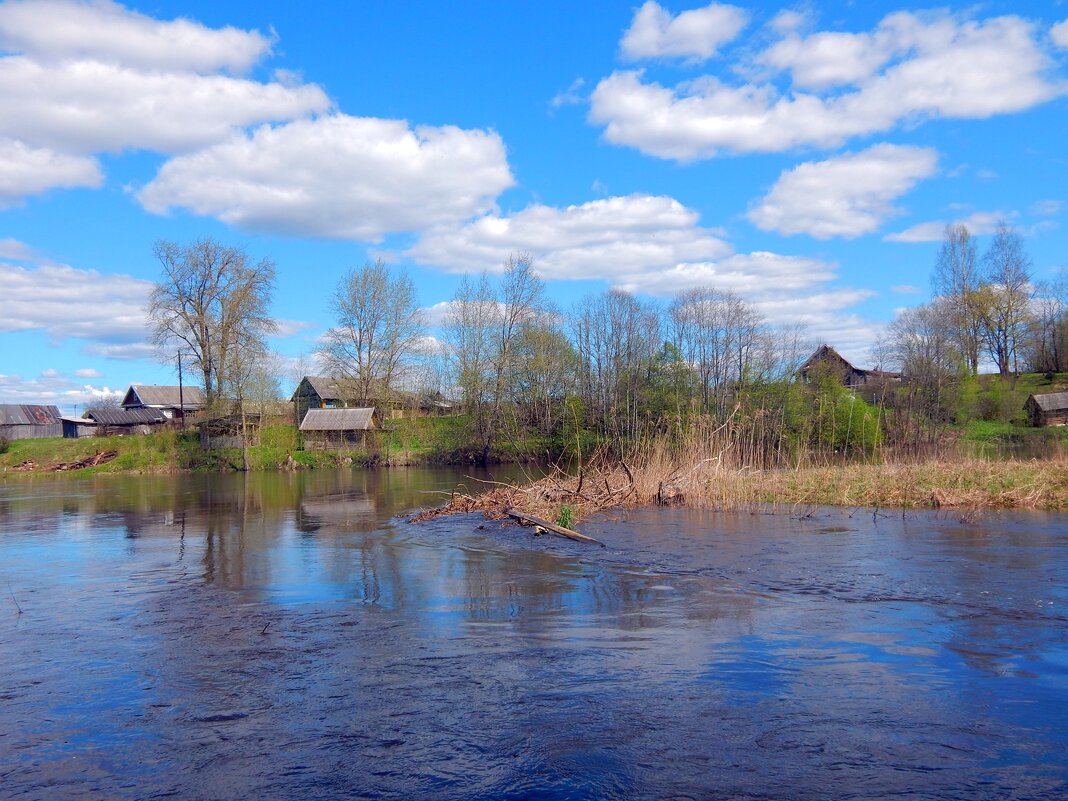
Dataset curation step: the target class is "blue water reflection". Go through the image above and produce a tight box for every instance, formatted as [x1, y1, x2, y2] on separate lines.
[1, 470, 1066, 799]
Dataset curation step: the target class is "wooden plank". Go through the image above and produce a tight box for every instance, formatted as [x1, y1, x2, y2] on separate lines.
[504, 508, 606, 547]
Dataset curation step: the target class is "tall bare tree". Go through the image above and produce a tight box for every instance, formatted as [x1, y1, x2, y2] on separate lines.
[320, 260, 426, 403]
[443, 254, 546, 461]
[977, 222, 1033, 375]
[932, 223, 982, 373]
[149, 238, 277, 407]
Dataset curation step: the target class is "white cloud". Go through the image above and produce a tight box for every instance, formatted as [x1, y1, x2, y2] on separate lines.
[407, 194, 730, 279]
[0, 371, 124, 408]
[0, 1, 329, 205]
[748, 144, 938, 239]
[551, 77, 586, 108]
[591, 12, 1062, 160]
[0, 137, 102, 206]
[138, 114, 514, 241]
[0, 0, 272, 73]
[273, 319, 314, 338]
[621, 1, 748, 61]
[884, 210, 1010, 243]
[1032, 199, 1063, 216]
[0, 57, 329, 155]
[892, 285, 922, 295]
[0, 261, 151, 350]
[1053, 19, 1068, 49]
[611, 251, 838, 297]
[0, 237, 35, 261]
[75, 368, 103, 378]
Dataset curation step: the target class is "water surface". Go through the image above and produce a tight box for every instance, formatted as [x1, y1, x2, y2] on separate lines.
[1, 469, 1066, 800]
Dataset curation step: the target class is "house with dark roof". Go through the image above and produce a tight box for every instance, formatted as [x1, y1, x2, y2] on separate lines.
[1024, 392, 1068, 427]
[290, 376, 363, 426]
[799, 345, 901, 389]
[121, 385, 206, 419]
[299, 407, 380, 449]
[0, 404, 62, 440]
[291, 375, 456, 424]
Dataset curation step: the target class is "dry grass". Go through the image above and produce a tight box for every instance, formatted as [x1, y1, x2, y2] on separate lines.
[412, 421, 1068, 527]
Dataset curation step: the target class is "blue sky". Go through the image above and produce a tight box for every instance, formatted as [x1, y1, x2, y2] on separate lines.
[1, 0, 1066, 413]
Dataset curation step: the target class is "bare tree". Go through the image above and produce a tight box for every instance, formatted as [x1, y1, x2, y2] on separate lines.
[572, 289, 660, 440]
[149, 238, 277, 407]
[886, 298, 963, 425]
[932, 224, 982, 374]
[443, 254, 546, 461]
[319, 260, 426, 404]
[977, 223, 1033, 375]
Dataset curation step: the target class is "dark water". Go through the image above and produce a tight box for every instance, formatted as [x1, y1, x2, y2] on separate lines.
[1, 469, 1066, 800]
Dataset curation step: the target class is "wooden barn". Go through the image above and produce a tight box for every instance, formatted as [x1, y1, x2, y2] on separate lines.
[1025, 392, 1068, 427]
[0, 404, 62, 440]
[299, 407, 379, 450]
[81, 407, 167, 436]
[799, 345, 901, 389]
[122, 384, 206, 420]
[290, 376, 364, 425]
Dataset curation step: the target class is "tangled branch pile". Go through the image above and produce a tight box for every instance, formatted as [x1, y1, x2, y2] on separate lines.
[410, 444, 719, 526]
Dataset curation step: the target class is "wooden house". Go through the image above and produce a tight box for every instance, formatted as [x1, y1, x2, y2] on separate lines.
[0, 404, 62, 440]
[290, 376, 364, 425]
[299, 407, 379, 450]
[1025, 392, 1068, 427]
[122, 384, 206, 420]
[799, 345, 901, 389]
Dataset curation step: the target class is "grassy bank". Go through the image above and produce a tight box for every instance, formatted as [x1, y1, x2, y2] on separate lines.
[0, 414, 549, 476]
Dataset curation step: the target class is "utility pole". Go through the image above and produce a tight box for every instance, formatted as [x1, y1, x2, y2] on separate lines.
[177, 349, 185, 430]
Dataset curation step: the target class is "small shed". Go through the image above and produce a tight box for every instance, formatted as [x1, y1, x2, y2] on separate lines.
[0, 404, 62, 440]
[1025, 392, 1068, 427]
[83, 406, 167, 435]
[122, 385, 206, 419]
[299, 407, 379, 450]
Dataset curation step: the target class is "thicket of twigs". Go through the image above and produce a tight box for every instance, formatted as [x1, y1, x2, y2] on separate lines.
[412, 416, 1068, 527]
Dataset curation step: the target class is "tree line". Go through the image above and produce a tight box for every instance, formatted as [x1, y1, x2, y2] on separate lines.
[148, 221, 1060, 462]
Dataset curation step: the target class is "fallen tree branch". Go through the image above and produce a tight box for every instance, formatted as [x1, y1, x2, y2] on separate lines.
[504, 508, 605, 547]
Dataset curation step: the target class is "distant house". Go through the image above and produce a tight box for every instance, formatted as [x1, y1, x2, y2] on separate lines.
[800, 345, 901, 389]
[0, 404, 62, 440]
[121, 385, 206, 420]
[290, 376, 363, 426]
[299, 407, 379, 449]
[1025, 392, 1068, 427]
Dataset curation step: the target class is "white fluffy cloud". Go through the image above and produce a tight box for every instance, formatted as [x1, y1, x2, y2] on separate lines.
[0, 0, 272, 73]
[0, 0, 328, 205]
[884, 210, 1010, 243]
[138, 114, 514, 240]
[592, 11, 1062, 160]
[748, 144, 938, 238]
[621, 1, 748, 61]
[0, 370, 124, 408]
[0, 57, 329, 155]
[0, 137, 102, 207]
[1052, 19, 1068, 49]
[0, 260, 151, 349]
[407, 194, 730, 279]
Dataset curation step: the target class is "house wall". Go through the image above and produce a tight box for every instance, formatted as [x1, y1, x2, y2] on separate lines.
[302, 430, 371, 450]
[1, 423, 63, 440]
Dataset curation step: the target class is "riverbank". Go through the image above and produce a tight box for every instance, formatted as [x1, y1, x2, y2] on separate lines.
[0, 416, 549, 475]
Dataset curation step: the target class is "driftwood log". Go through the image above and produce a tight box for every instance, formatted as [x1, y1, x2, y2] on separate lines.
[504, 508, 606, 547]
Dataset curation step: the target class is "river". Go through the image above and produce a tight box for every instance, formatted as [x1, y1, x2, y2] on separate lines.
[1, 468, 1066, 800]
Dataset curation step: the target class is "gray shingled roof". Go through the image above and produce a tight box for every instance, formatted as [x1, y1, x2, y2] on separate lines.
[295, 376, 362, 402]
[0, 404, 61, 425]
[124, 385, 206, 409]
[300, 408, 376, 431]
[84, 407, 167, 426]
[1028, 391, 1068, 412]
